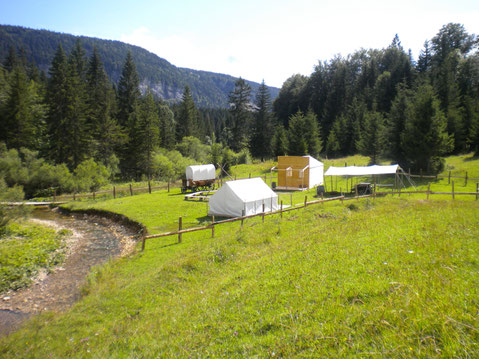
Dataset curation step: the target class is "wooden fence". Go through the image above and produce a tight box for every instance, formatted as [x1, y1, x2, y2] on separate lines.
[140, 183, 479, 251]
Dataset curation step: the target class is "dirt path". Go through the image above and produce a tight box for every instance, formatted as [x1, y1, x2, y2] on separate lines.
[0, 209, 139, 337]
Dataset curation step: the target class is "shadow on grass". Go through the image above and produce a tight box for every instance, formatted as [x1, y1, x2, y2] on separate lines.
[464, 154, 479, 162]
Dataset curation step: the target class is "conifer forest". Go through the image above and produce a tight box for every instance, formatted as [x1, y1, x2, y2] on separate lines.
[0, 23, 478, 198]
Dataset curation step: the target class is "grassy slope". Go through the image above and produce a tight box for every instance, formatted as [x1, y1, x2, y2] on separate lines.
[1, 155, 478, 357]
[0, 222, 67, 293]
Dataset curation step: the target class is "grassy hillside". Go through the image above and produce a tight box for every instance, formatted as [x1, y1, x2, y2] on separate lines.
[1, 154, 478, 357]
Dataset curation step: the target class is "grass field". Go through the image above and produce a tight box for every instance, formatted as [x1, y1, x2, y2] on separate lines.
[0, 222, 68, 293]
[1, 154, 478, 357]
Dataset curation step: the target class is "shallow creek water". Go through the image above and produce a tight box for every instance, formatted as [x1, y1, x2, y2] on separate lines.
[0, 207, 138, 336]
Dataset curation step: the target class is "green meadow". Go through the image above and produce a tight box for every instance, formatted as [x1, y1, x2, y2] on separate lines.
[1, 154, 478, 358]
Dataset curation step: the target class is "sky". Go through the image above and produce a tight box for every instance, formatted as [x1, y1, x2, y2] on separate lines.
[1, 0, 478, 88]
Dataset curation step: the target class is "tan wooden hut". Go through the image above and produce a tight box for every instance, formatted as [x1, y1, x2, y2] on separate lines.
[273, 155, 324, 190]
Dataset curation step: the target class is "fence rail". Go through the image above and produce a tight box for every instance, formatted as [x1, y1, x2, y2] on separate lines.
[140, 186, 479, 250]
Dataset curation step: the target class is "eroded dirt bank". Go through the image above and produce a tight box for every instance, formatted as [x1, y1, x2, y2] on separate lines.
[0, 207, 143, 337]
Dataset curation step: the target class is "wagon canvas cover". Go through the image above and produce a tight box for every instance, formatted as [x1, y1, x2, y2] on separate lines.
[185, 164, 216, 181]
[208, 178, 278, 218]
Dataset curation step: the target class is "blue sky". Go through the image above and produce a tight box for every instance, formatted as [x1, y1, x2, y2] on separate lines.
[1, 0, 478, 88]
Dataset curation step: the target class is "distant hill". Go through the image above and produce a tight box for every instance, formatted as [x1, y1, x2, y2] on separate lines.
[0, 25, 279, 108]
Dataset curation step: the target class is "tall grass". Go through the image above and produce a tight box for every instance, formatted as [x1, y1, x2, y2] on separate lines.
[1, 197, 478, 357]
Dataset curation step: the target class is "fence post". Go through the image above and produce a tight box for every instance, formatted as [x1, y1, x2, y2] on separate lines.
[141, 235, 146, 251]
[130, 184, 133, 196]
[304, 196, 307, 207]
[178, 216, 182, 243]
[290, 193, 293, 207]
[249, 173, 251, 178]
[113, 186, 116, 199]
[262, 203, 265, 223]
[427, 183, 430, 200]
[241, 209, 245, 229]
[211, 216, 215, 238]
[73, 192, 76, 201]
[452, 181, 455, 200]
[167, 180, 170, 193]
[476, 183, 478, 201]
[264, 174, 267, 185]
[448, 171, 451, 184]
[465, 171, 468, 187]
[331, 176, 333, 192]
[148, 180, 152, 194]
[355, 185, 358, 200]
[93, 191, 96, 200]
[281, 200, 283, 219]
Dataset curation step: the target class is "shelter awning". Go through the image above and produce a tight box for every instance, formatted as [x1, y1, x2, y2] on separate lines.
[325, 165, 399, 176]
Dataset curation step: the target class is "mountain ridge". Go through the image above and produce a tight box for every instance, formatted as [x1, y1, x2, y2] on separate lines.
[0, 24, 279, 107]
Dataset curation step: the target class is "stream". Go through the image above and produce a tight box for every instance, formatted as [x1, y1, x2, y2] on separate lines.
[0, 207, 139, 337]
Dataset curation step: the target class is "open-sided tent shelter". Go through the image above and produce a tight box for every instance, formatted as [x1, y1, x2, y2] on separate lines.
[274, 156, 324, 190]
[324, 164, 415, 191]
[208, 178, 278, 218]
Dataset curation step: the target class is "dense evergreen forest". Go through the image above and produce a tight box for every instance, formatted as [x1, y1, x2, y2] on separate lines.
[0, 22, 478, 200]
[274, 23, 479, 173]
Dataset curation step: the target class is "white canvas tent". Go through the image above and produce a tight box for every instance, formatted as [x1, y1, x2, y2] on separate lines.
[208, 178, 278, 217]
[185, 164, 216, 181]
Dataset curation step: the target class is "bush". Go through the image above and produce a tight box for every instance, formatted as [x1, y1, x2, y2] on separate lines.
[74, 159, 110, 192]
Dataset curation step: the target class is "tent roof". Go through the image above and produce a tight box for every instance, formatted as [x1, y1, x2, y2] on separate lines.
[303, 155, 323, 168]
[325, 164, 399, 176]
[223, 178, 277, 202]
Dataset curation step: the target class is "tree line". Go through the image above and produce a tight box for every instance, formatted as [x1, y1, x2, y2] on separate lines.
[273, 23, 479, 173]
[1, 23, 478, 199]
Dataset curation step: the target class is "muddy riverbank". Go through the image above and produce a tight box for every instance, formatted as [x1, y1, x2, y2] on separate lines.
[0, 207, 142, 337]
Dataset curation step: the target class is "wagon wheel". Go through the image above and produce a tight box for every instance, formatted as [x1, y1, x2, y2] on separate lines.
[191, 186, 197, 192]
[181, 186, 187, 193]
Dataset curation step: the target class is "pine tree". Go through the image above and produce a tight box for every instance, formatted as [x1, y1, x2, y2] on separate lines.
[3, 45, 18, 72]
[117, 51, 141, 177]
[86, 47, 124, 174]
[272, 125, 288, 157]
[46, 44, 70, 164]
[385, 83, 410, 162]
[176, 85, 198, 141]
[228, 78, 252, 151]
[3, 66, 46, 150]
[250, 80, 273, 160]
[303, 110, 322, 157]
[134, 90, 160, 179]
[356, 111, 386, 164]
[417, 40, 432, 74]
[117, 51, 141, 128]
[401, 84, 453, 173]
[287, 111, 308, 156]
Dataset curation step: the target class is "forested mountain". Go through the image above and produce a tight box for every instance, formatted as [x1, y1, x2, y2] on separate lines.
[0, 25, 278, 107]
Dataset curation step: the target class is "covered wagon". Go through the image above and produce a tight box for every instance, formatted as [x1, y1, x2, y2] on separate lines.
[181, 164, 216, 193]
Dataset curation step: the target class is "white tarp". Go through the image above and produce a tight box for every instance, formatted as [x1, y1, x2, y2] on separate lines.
[324, 164, 399, 176]
[208, 178, 278, 217]
[305, 155, 324, 187]
[185, 164, 216, 181]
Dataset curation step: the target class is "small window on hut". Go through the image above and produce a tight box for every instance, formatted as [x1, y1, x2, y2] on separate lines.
[299, 169, 304, 178]
[286, 167, 292, 177]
